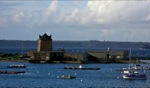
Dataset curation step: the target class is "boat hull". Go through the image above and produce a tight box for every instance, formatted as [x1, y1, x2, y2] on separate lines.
[7, 66, 27, 68]
[0, 70, 25, 74]
[7, 64, 27, 68]
[59, 75, 76, 79]
[64, 66, 100, 70]
[123, 74, 147, 80]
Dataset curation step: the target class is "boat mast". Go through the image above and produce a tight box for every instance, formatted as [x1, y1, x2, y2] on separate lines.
[129, 47, 132, 68]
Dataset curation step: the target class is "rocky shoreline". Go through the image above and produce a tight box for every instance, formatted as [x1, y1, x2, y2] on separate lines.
[0, 53, 147, 64]
[0, 57, 146, 64]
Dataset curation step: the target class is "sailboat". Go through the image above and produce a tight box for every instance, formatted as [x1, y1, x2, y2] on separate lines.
[122, 68, 147, 80]
[122, 48, 147, 80]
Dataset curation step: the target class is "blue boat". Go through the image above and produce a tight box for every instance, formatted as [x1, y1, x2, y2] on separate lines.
[122, 69, 147, 80]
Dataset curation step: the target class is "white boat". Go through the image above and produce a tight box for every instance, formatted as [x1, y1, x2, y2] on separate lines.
[122, 48, 147, 80]
[7, 64, 27, 68]
[129, 64, 150, 70]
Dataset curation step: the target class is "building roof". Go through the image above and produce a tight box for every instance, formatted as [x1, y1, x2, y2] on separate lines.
[39, 33, 52, 40]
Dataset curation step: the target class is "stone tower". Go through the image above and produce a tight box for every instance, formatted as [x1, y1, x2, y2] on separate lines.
[38, 33, 52, 52]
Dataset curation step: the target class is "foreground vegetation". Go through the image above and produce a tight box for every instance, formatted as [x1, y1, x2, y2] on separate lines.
[0, 53, 29, 62]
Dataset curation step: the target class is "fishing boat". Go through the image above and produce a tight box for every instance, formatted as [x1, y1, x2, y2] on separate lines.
[58, 75, 76, 79]
[64, 65, 100, 70]
[122, 48, 147, 80]
[7, 64, 27, 68]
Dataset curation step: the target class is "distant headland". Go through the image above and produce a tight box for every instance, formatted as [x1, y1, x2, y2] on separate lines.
[0, 40, 150, 49]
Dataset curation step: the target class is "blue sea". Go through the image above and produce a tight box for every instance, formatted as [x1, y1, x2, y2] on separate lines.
[0, 62, 150, 88]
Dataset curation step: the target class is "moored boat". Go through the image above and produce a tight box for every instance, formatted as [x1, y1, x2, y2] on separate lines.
[58, 75, 76, 79]
[122, 48, 147, 80]
[0, 70, 25, 74]
[130, 64, 150, 70]
[122, 69, 147, 80]
[7, 64, 27, 68]
[64, 65, 100, 70]
[116, 65, 150, 72]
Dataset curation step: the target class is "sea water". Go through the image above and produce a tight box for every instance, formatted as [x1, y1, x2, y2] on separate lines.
[0, 62, 150, 88]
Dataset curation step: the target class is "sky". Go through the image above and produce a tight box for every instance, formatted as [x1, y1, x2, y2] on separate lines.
[0, 0, 150, 42]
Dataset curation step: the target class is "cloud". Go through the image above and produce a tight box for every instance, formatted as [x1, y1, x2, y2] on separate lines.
[13, 12, 25, 22]
[84, 1, 150, 25]
[144, 14, 150, 21]
[0, 0, 150, 42]
[46, 0, 58, 16]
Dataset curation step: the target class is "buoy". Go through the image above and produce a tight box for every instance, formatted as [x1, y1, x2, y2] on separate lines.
[74, 73, 76, 75]
[48, 73, 51, 75]
[57, 76, 59, 78]
[81, 79, 83, 83]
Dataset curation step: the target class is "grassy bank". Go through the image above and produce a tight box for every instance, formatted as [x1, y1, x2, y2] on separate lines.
[0, 53, 29, 62]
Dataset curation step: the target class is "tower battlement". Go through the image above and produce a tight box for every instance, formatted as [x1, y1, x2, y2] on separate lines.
[39, 33, 52, 40]
[38, 33, 52, 52]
